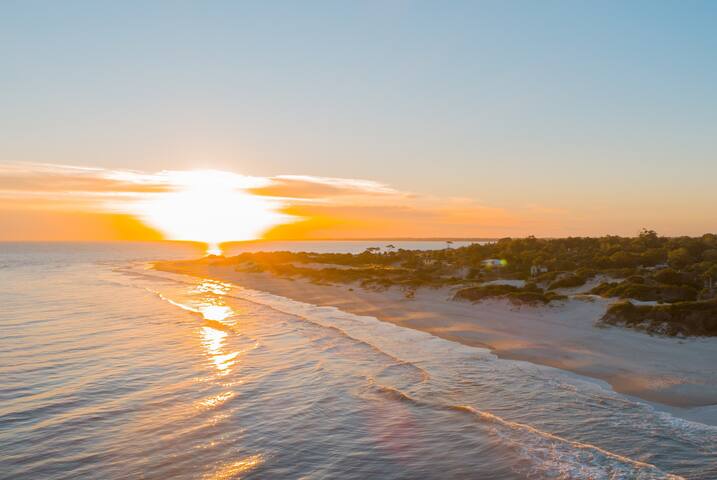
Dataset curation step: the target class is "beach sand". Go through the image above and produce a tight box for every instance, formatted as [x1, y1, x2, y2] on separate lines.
[155, 261, 717, 414]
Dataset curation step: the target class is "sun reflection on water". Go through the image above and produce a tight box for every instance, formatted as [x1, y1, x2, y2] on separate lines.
[200, 304, 233, 322]
[199, 391, 236, 409]
[200, 326, 238, 375]
[194, 280, 232, 295]
[213, 351, 239, 371]
[201, 326, 227, 354]
[193, 281, 241, 375]
[203, 454, 264, 480]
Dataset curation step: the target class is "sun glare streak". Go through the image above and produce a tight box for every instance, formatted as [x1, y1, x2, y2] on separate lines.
[127, 170, 293, 251]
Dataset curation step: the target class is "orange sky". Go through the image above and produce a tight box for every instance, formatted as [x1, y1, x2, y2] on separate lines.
[0, 210, 163, 241]
[0, 162, 713, 242]
[0, 163, 531, 242]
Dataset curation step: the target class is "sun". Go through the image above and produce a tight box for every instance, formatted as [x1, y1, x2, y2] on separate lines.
[129, 170, 291, 253]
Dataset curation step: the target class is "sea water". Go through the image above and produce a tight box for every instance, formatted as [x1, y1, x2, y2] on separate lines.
[1, 242, 715, 479]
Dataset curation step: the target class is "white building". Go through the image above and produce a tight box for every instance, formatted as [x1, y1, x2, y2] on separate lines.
[530, 265, 548, 276]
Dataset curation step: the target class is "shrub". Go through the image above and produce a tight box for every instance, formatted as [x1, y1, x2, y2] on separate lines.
[591, 281, 698, 303]
[453, 284, 519, 301]
[600, 299, 717, 336]
[668, 248, 695, 269]
[703, 249, 717, 262]
[624, 275, 645, 284]
[548, 273, 588, 290]
[653, 268, 699, 289]
[453, 284, 565, 305]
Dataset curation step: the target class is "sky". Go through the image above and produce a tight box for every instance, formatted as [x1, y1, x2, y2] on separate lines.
[1, 1, 716, 241]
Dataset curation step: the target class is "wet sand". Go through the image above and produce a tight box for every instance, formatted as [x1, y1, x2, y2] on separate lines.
[155, 261, 717, 413]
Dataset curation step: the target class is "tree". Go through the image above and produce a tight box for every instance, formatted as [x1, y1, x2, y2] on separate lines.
[667, 247, 694, 269]
[637, 228, 660, 248]
[702, 249, 717, 262]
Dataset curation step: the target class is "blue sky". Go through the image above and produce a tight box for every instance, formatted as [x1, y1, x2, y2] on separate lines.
[1, 1, 716, 236]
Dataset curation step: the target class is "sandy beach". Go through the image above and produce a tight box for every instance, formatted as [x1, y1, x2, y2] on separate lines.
[156, 261, 717, 414]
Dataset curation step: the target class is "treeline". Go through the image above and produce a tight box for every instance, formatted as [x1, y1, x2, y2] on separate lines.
[443, 230, 717, 277]
[234, 230, 717, 280]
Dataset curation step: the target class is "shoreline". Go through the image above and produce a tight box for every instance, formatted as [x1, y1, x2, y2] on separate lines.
[154, 261, 717, 415]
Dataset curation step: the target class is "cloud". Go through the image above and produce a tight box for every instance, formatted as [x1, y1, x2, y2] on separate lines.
[0, 163, 171, 194]
[0, 162, 569, 240]
[0, 163, 408, 214]
[249, 175, 400, 200]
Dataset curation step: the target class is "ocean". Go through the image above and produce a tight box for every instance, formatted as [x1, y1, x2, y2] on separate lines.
[1, 242, 715, 479]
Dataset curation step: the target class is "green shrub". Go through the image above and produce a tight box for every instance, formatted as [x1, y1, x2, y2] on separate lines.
[624, 275, 645, 284]
[600, 299, 717, 336]
[454, 283, 565, 305]
[653, 268, 699, 288]
[548, 273, 588, 290]
[453, 284, 519, 301]
[591, 281, 698, 303]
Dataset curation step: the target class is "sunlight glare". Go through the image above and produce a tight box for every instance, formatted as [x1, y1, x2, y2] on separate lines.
[130, 170, 292, 252]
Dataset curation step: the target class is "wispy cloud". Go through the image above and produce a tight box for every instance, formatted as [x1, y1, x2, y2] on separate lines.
[0, 163, 406, 211]
[0, 162, 569, 240]
[0, 163, 170, 195]
[249, 174, 401, 201]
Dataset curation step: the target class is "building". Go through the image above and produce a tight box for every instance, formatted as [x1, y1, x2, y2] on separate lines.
[481, 258, 505, 268]
[530, 265, 548, 276]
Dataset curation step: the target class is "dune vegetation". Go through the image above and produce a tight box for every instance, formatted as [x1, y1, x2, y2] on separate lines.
[600, 299, 717, 336]
[452, 283, 567, 305]
[186, 230, 717, 334]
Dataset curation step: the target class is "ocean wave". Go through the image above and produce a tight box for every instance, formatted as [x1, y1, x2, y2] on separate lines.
[130, 266, 713, 478]
[367, 382, 681, 480]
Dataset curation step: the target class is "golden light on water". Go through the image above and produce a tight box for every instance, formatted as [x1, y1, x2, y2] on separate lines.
[200, 304, 233, 322]
[200, 323, 239, 374]
[130, 170, 292, 254]
[203, 454, 264, 480]
[195, 280, 232, 295]
[199, 391, 235, 409]
[195, 284, 240, 374]
[202, 326, 228, 356]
